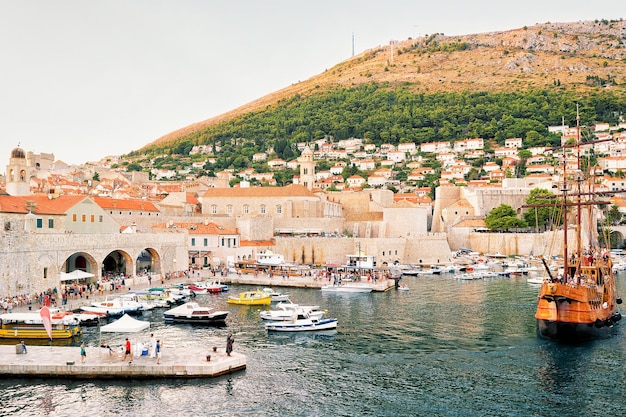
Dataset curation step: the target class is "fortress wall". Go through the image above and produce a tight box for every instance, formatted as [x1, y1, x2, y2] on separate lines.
[468, 230, 571, 257]
[273, 235, 453, 266]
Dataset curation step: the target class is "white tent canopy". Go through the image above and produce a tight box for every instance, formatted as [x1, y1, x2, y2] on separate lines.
[60, 270, 95, 281]
[100, 314, 150, 333]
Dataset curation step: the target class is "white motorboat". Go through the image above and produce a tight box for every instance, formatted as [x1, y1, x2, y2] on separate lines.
[274, 299, 320, 312]
[262, 287, 290, 302]
[321, 284, 373, 293]
[265, 317, 338, 332]
[397, 284, 410, 291]
[81, 295, 144, 317]
[527, 276, 547, 285]
[163, 302, 228, 325]
[260, 306, 325, 321]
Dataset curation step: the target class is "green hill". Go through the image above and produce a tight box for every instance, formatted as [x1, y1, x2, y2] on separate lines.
[133, 19, 626, 162]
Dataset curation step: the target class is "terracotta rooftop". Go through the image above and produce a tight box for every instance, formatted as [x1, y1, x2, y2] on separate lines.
[93, 197, 160, 212]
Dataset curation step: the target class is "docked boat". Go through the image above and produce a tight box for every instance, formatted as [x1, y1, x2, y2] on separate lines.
[262, 287, 290, 302]
[265, 317, 338, 332]
[321, 284, 373, 293]
[0, 312, 82, 339]
[397, 284, 410, 291]
[532, 110, 622, 341]
[227, 290, 272, 305]
[189, 280, 229, 293]
[260, 306, 325, 321]
[274, 299, 320, 312]
[163, 302, 228, 325]
[81, 295, 144, 317]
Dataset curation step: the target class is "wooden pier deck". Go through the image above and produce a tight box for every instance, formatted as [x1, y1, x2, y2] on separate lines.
[0, 344, 245, 379]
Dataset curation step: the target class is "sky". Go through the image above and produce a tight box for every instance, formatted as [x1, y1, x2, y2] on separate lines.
[0, 1, 623, 165]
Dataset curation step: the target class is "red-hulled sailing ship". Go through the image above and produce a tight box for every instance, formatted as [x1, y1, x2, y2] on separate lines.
[533, 108, 622, 340]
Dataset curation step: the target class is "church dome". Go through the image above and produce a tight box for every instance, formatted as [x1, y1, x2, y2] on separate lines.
[11, 147, 26, 159]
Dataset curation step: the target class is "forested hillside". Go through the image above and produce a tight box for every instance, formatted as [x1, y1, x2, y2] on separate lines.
[131, 19, 626, 164]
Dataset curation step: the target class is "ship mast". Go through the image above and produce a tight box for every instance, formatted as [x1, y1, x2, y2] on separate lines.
[576, 104, 583, 262]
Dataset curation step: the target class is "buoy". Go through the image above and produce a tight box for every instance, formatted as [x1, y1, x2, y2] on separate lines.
[594, 318, 604, 328]
[617, 297, 623, 305]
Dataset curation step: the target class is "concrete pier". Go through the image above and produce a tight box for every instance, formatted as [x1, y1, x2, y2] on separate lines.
[0, 344, 245, 379]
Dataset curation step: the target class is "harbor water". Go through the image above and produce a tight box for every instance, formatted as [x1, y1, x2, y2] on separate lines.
[1, 273, 625, 417]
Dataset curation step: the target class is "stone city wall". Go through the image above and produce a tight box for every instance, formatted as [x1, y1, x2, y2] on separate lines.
[273, 234, 453, 266]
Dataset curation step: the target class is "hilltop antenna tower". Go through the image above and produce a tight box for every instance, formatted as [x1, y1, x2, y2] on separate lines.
[390, 40, 398, 62]
[352, 32, 354, 57]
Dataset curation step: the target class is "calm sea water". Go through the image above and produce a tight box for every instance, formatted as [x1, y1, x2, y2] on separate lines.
[1, 274, 625, 417]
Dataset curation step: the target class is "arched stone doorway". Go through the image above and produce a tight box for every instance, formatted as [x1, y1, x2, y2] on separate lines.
[102, 250, 133, 278]
[136, 248, 161, 275]
[64, 252, 98, 275]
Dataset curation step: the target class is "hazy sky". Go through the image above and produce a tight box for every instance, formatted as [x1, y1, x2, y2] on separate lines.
[0, 1, 623, 165]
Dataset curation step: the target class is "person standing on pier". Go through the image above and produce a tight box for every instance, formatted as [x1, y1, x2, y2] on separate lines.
[149, 333, 156, 358]
[226, 333, 234, 356]
[80, 341, 86, 363]
[156, 339, 161, 364]
[122, 338, 133, 363]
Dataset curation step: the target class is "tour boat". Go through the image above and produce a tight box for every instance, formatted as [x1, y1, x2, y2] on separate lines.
[265, 317, 338, 332]
[0, 312, 82, 339]
[163, 302, 228, 325]
[533, 109, 622, 341]
[227, 290, 272, 305]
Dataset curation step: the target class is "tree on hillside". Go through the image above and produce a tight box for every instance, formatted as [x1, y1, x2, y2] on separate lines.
[523, 188, 561, 231]
[485, 204, 527, 231]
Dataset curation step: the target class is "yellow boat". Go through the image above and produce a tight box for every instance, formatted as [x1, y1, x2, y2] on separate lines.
[227, 290, 272, 305]
[0, 313, 82, 339]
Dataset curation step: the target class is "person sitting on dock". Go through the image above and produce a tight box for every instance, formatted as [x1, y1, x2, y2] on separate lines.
[20, 340, 27, 354]
[100, 342, 113, 355]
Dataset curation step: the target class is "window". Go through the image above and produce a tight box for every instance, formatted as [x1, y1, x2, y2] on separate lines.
[243, 205, 249, 215]
[43, 267, 48, 279]
[260, 205, 266, 214]
[36, 218, 43, 229]
[203, 238, 208, 246]
[99, 215, 103, 223]
[48, 219, 54, 228]
[82, 214, 86, 222]
[90, 215, 95, 222]
[73, 214, 77, 222]
[191, 238, 196, 246]
[227, 205, 233, 215]
[211, 205, 217, 215]
[276, 205, 282, 215]
[221, 238, 225, 246]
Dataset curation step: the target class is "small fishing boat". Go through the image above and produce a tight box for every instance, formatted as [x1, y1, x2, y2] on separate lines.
[397, 284, 410, 291]
[265, 317, 338, 332]
[163, 302, 228, 325]
[0, 312, 82, 339]
[227, 290, 272, 305]
[262, 287, 290, 302]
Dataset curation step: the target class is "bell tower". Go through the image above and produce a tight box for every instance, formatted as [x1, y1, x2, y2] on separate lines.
[6, 145, 31, 196]
[298, 145, 315, 190]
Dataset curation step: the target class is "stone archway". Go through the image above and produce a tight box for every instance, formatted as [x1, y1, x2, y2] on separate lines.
[102, 250, 133, 278]
[136, 247, 161, 275]
[64, 252, 98, 275]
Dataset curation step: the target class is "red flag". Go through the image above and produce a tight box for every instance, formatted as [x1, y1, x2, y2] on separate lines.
[40, 306, 53, 340]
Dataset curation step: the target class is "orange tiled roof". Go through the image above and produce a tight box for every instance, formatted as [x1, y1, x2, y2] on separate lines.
[239, 240, 275, 247]
[153, 221, 237, 235]
[93, 197, 160, 212]
[0, 195, 89, 215]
